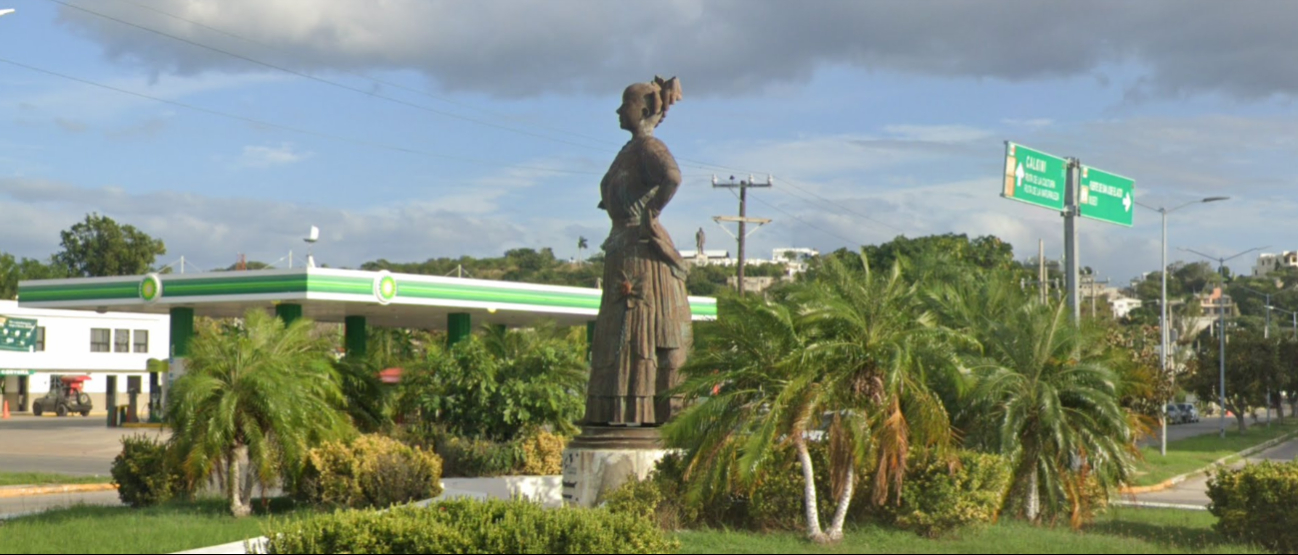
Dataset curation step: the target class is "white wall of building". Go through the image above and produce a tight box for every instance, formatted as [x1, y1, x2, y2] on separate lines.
[1111, 298, 1143, 320]
[0, 301, 169, 410]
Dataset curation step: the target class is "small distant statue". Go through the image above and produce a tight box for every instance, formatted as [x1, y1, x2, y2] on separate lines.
[586, 76, 691, 426]
[695, 227, 706, 257]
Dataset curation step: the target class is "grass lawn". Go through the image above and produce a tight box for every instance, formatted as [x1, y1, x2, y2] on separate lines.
[678, 508, 1261, 554]
[1131, 419, 1298, 486]
[0, 472, 112, 487]
[0, 497, 309, 555]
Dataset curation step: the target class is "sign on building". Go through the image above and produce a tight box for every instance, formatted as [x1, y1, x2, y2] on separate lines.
[0, 316, 37, 352]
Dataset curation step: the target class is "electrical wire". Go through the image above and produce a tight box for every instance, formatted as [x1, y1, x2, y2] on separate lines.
[0, 55, 600, 176]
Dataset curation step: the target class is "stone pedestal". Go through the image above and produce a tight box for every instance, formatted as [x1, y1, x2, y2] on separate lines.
[562, 426, 669, 507]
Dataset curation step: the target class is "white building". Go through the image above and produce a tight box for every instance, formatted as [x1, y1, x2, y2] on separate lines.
[0, 300, 170, 416]
[1110, 297, 1144, 319]
[1253, 251, 1298, 278]
[772, 248, 820, 275]
[678, 249, 736, 267]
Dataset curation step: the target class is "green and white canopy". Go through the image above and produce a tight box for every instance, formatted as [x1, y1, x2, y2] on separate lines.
[18, 268, 718, 329]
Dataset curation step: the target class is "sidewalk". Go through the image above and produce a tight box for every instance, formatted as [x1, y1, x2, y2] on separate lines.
[0, 489, 122, 519]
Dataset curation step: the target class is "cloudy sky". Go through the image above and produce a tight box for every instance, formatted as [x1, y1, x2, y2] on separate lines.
[2, 0, 1298, 284]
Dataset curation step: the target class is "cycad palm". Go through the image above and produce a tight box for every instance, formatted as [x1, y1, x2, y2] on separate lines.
[167, 309, 352, 517]
[967, 300, 1135, 525]
[666, 255, 963, 543]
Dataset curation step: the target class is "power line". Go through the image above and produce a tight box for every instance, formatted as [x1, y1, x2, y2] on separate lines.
[102, 0, 623, 150]
[746, 193, 873, 248]
[49, 0, 613, 153]
[0, 55, 600, 176]
[48, 0, 915, 243]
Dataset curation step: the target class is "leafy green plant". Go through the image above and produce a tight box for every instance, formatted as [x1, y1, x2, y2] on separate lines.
[111, 434, 186, 508]
[398, 326, 586, 443]
[879, 451, 1011, 538]
[1207, 460, 1298, 553]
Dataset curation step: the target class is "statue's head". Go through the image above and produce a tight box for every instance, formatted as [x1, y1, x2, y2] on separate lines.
[617, 76, 682, 136]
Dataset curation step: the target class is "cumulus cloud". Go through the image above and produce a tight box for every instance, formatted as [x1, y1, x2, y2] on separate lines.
[54, 1, 1298, 99]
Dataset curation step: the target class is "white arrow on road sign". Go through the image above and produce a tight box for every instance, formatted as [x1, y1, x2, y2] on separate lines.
[1123, 193, 1132, 212]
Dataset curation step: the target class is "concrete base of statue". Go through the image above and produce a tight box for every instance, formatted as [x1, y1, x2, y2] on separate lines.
[561, 426, 670, 508]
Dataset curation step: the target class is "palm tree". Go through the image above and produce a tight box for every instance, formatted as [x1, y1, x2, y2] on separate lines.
[577, 236, 589, 264]
[167, 309, 353, 517]
[965, 300, 1135, 525]
[666, 254, 964, 543]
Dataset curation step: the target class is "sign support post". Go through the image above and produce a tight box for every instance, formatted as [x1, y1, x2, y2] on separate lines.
[1065, 158, 1081, 326]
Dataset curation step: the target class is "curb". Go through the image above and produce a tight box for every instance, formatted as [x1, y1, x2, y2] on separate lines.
[1121, 428, 1298, 495]
[0, 483, 117, 499]
[1111, 500, 1209, 511]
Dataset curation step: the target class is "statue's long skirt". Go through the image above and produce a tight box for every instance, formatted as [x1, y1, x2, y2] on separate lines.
[586, 239, 692, 425]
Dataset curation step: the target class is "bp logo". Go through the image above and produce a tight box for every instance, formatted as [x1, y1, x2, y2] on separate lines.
[140, 273, 163, 302]
[374, 272, 397, 304]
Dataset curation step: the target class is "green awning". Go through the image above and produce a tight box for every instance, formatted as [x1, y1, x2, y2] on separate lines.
[0, 369, 34, 376]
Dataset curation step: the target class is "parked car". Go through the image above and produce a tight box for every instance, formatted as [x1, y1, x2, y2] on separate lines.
[1176, 403, 1200, 423]
[1164, 404, 1185, 425]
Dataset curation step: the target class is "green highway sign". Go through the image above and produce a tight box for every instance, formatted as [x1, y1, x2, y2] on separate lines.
[0, 316, 37, 352]
[1002, 142, 1067, 212]
[1079, 166, 1135, 227]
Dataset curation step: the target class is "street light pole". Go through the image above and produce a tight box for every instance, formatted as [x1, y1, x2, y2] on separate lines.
[1182, 245, 1268, 439]
[1136, 196, 1228, 455]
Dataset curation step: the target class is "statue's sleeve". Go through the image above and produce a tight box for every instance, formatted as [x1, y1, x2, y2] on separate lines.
[641, 139, 682, 212]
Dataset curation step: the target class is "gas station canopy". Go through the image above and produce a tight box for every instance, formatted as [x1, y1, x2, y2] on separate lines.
[18, 268, 718, 329]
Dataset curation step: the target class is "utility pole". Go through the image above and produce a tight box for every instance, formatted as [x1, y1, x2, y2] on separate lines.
[713, 175, 772, 296]
[1182, 245, 1267, 439]
[1039, 239, 1047, 305]
[1085, 273, 1111, 318]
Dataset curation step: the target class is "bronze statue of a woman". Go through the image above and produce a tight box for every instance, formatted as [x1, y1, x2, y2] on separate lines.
[586, 76, 691, 426]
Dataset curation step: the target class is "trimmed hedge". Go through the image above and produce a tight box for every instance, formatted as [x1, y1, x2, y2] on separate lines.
[1207, 460, 1298, 553]
[296, 434, 443, 510]
[260, 498, 679, 554]
[110, 434, 189, 508]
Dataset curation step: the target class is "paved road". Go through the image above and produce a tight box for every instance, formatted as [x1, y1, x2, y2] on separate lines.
[1139, 405, 1290, 449]
[0, 414, 169, 475]
[1127, 435, 1298, 507]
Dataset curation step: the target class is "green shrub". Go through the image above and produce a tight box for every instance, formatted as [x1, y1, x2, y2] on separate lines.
[402, 425, 569, 478]
[434, 432, 524, 478]
[878, 451, 1011, 538]
[110, 434, 186, 508]
[519, 430, 568, 475]
[397, 333, 586, 443]
[261, 498, 679, 554]
[606, 446, 839, 532]
[1207, 460, 1298, 553]
[296, 434, 443, 509]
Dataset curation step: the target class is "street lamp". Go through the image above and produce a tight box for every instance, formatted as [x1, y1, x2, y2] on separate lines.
[1136, 196, 1228, 456]
[0, 9, 13, 17]
[1181, 245, 1268, 439]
